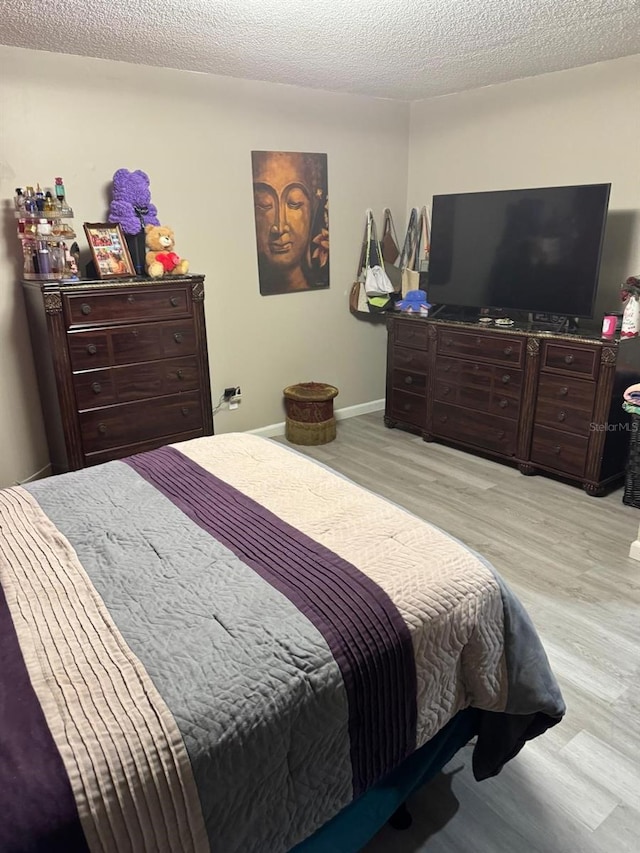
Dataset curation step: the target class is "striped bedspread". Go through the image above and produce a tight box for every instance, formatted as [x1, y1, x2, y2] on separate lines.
[0, 433, 565, 852]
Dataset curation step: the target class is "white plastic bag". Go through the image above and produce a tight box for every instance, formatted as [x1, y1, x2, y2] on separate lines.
[365, 264, 394, 295]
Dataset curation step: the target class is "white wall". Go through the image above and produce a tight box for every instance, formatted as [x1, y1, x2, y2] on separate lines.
[408, 55, 640, 322]
[0, 46, 409, 486]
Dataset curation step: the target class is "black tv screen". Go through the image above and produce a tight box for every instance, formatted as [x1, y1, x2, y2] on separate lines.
[427, 183, 611, 317]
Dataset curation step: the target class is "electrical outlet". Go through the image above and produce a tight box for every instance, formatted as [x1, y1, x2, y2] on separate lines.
[223, 386, 241, 410]
[229, 386, 242, 410]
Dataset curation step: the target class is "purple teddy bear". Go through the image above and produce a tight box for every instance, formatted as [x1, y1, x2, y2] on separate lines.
[108, 168, 160, 235]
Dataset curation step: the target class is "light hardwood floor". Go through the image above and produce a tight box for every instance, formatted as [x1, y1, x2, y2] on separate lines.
[276, 413, 640, 853]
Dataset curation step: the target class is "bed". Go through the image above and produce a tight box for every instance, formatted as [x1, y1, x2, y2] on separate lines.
[0, 433, 565, 853]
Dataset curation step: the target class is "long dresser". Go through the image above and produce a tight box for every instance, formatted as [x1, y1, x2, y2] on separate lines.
[22, 275, 213, 473]
[385, 315, 640, 494]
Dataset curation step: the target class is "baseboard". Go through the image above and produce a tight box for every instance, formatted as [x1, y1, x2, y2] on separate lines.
[17, 463, 52, 485]
[335, 399, 385, 421]
[629, 538, 640, 562]
[248, 399, 385, 439]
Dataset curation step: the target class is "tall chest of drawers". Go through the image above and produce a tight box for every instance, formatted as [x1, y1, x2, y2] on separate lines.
[385, 315, 640, 495]
[22, 275, 213, 473]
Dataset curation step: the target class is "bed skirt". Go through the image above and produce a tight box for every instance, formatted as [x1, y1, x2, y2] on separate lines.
[295, 707, 480, 852]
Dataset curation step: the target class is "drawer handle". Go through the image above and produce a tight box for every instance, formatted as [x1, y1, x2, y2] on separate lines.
[442, 385, 450, 395]
[444, 338, 453, 346]
[404, 375, 413, 385]
[403, 403, 412, 412]
[170, 296, 180, 307]
[501, 374, 511, 384]
[444, 364, 451, 372]
[127, 295, 135, 304]
[440, 415, 448, 424]
[564, 355, 574, 365]
[498, 399, 508, 408]
[97, 423, 107, 435]
[181, 407, 189, 416]
[86, 343, 97, 355]
[473, 364, 479, 372]
[176, 369, 184, 380]
[558, 411, 567, 422]
[559, 386, 568, 397]
[174, 332, 184, 343]
[497, 430, 506, 440]
[80, 303, 91, 316]
[476, 337, 482, 346]
[91, 382, 102, 394]
[504, 346, 513, 356]
[553, 445, 562, 454]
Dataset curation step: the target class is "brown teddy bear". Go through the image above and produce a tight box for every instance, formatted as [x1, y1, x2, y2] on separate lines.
[144, 224, 190, 278]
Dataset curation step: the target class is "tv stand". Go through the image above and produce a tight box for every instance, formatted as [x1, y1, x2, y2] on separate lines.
[384, 315, 640, 495]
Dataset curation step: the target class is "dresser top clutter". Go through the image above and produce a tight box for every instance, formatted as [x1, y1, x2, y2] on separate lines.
[385, 313, 640, 496]
[22, 275, 213, 473]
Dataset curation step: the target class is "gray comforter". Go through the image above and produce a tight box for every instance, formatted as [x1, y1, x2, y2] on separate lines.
[0, 433, 564, 852]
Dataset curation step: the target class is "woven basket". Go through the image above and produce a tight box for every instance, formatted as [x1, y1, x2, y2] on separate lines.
[623, 413, 640, 507]
[285, 417, 336, 446]
[283, 382, 338, 445]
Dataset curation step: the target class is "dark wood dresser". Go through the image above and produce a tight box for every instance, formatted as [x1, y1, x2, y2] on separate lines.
[385, 315, 640, 494]
[22, 275, 213, 473]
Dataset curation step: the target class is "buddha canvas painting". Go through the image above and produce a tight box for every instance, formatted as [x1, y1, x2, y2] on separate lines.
[251, 151, 329, 295]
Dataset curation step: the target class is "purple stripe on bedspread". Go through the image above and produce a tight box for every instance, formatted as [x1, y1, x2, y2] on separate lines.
[125, 446, 417, 796]
[0, 583, 88, 853]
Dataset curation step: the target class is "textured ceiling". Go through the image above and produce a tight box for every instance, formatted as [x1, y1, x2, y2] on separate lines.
[3, 0, 640, 100]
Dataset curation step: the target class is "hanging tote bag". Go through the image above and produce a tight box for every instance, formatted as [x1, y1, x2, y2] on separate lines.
[350, 210, 393, 313]
[349, 215, 369, 314]
[363, 210, 394, 311]
[400, 208, 420, 297]
[381, 208, 402, 292]
[417, 206, 431, 274]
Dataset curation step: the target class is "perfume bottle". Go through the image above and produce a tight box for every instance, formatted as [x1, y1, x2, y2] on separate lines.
[50, 242, 66, 276]
[35, 185, 45, 212]
[44, 191, 56, 213]
[24, 186, 37, 215]
[36, 241, 51, 276]
[14, 188, 25, 211]
[54, 177, 66, 211]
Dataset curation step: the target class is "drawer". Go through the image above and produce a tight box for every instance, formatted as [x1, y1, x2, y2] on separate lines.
[392, 368, 427, 395]
[68, 320, 197, 369]
[74, 356, 200, 409]
[393, 320, 429, 351]
[530, 426, 588, 478]
[79, 391, 203, 453]
[65, 286, 191, 327]
[534, 399, 593, 436]
[438, 330, 524, 367]
[536, 374, 596, 410]
[488, 393, 520, 420]
[393, 346, 429, 373]
[110, 320, 196, 365]
[389, 389, 426, 428]
[68, 332, 111, 370]
[434, 379, 490, 412]
[432, 402, 517, 456]
[541, 342, 598, 380]
[73, 369, 117, 409]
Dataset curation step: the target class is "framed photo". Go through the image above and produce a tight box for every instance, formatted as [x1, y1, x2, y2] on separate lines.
[83, 222, 135, 279]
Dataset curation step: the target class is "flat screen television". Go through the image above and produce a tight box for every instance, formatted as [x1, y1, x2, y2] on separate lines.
[427, 183, 611, 318]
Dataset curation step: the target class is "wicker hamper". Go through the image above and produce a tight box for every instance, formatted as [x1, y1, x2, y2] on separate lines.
[623, 410, 640, 507]
[283, 382, 339, 446]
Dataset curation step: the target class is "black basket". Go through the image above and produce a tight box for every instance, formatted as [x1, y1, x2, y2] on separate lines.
[623, 413, 640, 507]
